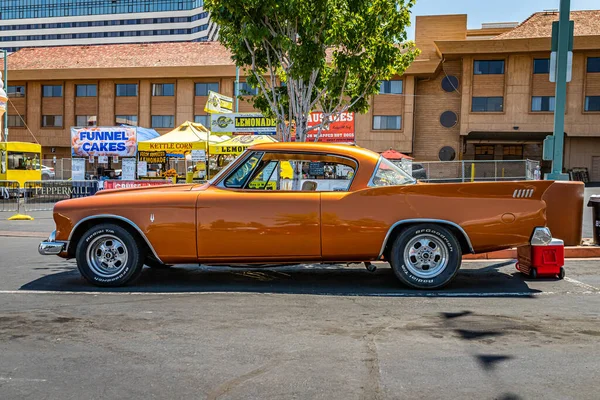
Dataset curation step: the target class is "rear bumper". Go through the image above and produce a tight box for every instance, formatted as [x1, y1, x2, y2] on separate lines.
[38, 231, 68, 256]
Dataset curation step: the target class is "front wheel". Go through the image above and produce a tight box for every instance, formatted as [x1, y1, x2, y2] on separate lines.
[76, 223, 146, 287]
[389, 224, 462, 289]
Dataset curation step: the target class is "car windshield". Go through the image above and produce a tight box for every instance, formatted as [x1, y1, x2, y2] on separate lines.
[368, 157, 415, 187]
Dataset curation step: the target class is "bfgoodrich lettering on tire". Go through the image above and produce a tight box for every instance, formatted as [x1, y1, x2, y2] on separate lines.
[389, 223, 462, 289]
[76, 223, 146, 287]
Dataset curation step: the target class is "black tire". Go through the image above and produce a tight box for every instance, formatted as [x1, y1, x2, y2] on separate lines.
[530, 268, 538, 279]
[389, 224, 462, 289]
[145, 257, 172, 269]
[558, 267, 565, 280]
[75, 223, 146, 287]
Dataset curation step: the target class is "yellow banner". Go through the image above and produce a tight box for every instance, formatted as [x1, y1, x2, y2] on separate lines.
[204, 91, 233, 114]
[137, 141, 206, 153]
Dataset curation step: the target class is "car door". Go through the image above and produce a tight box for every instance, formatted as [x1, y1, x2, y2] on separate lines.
[196, 151, 321, 261]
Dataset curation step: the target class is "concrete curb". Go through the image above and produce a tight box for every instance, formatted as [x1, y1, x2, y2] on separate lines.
[463, 246, 600, 260]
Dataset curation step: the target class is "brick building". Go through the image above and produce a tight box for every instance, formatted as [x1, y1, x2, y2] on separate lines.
[3, 10, 600, 179]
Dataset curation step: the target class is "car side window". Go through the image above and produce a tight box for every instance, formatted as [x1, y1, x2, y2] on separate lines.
[244, 154, 356, 192]
[224, 152, 264, 188]
[368, 157, 415, 187]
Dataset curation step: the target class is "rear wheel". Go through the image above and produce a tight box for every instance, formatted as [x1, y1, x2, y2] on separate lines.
[76, 223, 146, 287]
[389, 224, 462, 289]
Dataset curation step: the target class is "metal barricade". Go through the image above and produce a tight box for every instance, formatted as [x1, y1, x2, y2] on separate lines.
[0, 181, 20, 212]
[23, 180, 99, 211]
[418, 160, 541, 182]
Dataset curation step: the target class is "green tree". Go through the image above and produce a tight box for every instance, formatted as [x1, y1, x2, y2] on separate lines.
[206, 0, 419, 142]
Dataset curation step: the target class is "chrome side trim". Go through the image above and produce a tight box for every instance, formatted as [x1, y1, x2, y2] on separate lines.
[377, 218, 475, 258]
[513, 188, 535, 198]
[68, 214, 163, 263]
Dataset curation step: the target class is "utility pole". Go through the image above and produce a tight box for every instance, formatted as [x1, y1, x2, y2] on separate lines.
[544, 0, 571, 180]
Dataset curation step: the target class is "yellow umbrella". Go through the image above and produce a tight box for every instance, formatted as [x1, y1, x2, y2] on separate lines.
[210, 135, 278, 155]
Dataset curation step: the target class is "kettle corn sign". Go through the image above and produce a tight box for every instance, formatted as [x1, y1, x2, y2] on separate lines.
[211, 113, 277, 135]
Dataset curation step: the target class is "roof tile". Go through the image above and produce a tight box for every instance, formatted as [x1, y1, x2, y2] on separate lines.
[7, 41, 234, 70]
[494, 10, 600, 40]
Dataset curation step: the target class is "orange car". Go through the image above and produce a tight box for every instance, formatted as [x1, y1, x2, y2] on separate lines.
[39, 143, 584, 289]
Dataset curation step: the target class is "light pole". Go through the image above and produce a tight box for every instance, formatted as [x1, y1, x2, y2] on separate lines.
[545, 0, 571, 180]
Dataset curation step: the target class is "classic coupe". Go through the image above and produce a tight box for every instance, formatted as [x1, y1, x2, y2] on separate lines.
[39, 143, 584, 289]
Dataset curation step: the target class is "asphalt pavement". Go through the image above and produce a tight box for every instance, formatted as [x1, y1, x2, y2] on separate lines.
[0, 214, 599, 399]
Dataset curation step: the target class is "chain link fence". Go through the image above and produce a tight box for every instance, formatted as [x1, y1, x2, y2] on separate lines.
[415, 160, 540, 183]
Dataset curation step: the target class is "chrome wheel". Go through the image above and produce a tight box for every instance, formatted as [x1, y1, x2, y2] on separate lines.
[86, 234, 129, 278]
[403, 234, 449, 279]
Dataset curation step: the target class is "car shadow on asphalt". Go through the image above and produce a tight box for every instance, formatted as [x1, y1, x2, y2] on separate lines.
[20, 261, 542, 297]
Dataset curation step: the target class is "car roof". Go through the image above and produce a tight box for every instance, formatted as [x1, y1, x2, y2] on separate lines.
[248, 142, 381, 164]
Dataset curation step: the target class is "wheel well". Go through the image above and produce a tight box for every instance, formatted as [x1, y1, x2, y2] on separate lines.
[382, 222, 473, 261]
[67, 217, 149, 258]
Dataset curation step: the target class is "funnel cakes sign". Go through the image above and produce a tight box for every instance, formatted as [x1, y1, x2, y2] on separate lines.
[71, 127, 137, 157]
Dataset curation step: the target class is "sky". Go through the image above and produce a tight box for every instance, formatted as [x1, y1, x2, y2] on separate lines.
[405, 0, 599, 40]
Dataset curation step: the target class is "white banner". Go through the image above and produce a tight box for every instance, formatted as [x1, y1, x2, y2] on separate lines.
[71, 158, 86, 181]
[137, 161, 148, 177]
[121, 158, 136, 181]
[71, 126, 137, 157]
[191, 149, 206, 162]
[210, 113, 277, 134]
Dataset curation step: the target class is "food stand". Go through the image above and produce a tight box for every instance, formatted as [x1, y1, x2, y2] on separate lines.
[0, 141, 42, 187]
[137, 121, 226, 181]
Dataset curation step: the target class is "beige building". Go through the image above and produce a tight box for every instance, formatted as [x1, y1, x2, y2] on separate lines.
[3, 10, 600, 179]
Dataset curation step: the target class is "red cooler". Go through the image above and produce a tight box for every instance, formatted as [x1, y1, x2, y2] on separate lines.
[516, 238, 565, 279]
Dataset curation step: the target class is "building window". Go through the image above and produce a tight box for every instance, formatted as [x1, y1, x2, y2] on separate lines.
[531, 96, 555, 112]
[116, 115, 138, 126]
[438, 146, 456, 161]
[372, 116, 401, 130]
[152, 83, 175, 96]
[42, 115, 63, 127]
[151, 115, 175, 128]
[472, 97, 503, 112]
[116, 84, 138, 97]
[76, 84, 97, 97]
[7, 85, 25, 97]
[7, 115, 24, 127]
[379, 80, 403, 94]
[194, 115, 209, 126]
[585, 96, 600, 112]
[195, 82, 219, 96]
[441, 76, 459, 93]
[42, 85, 63, 97]
[473, 60, 505, 75]
[587, 57, 600, 73]
[474, 145, 495, 161]
[439, 111, 458, 128]
[76, 115, 97, 126]
[239, 82, 258, 95]
[503, 145, 523, 160]
[533, 58, 550, 74]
